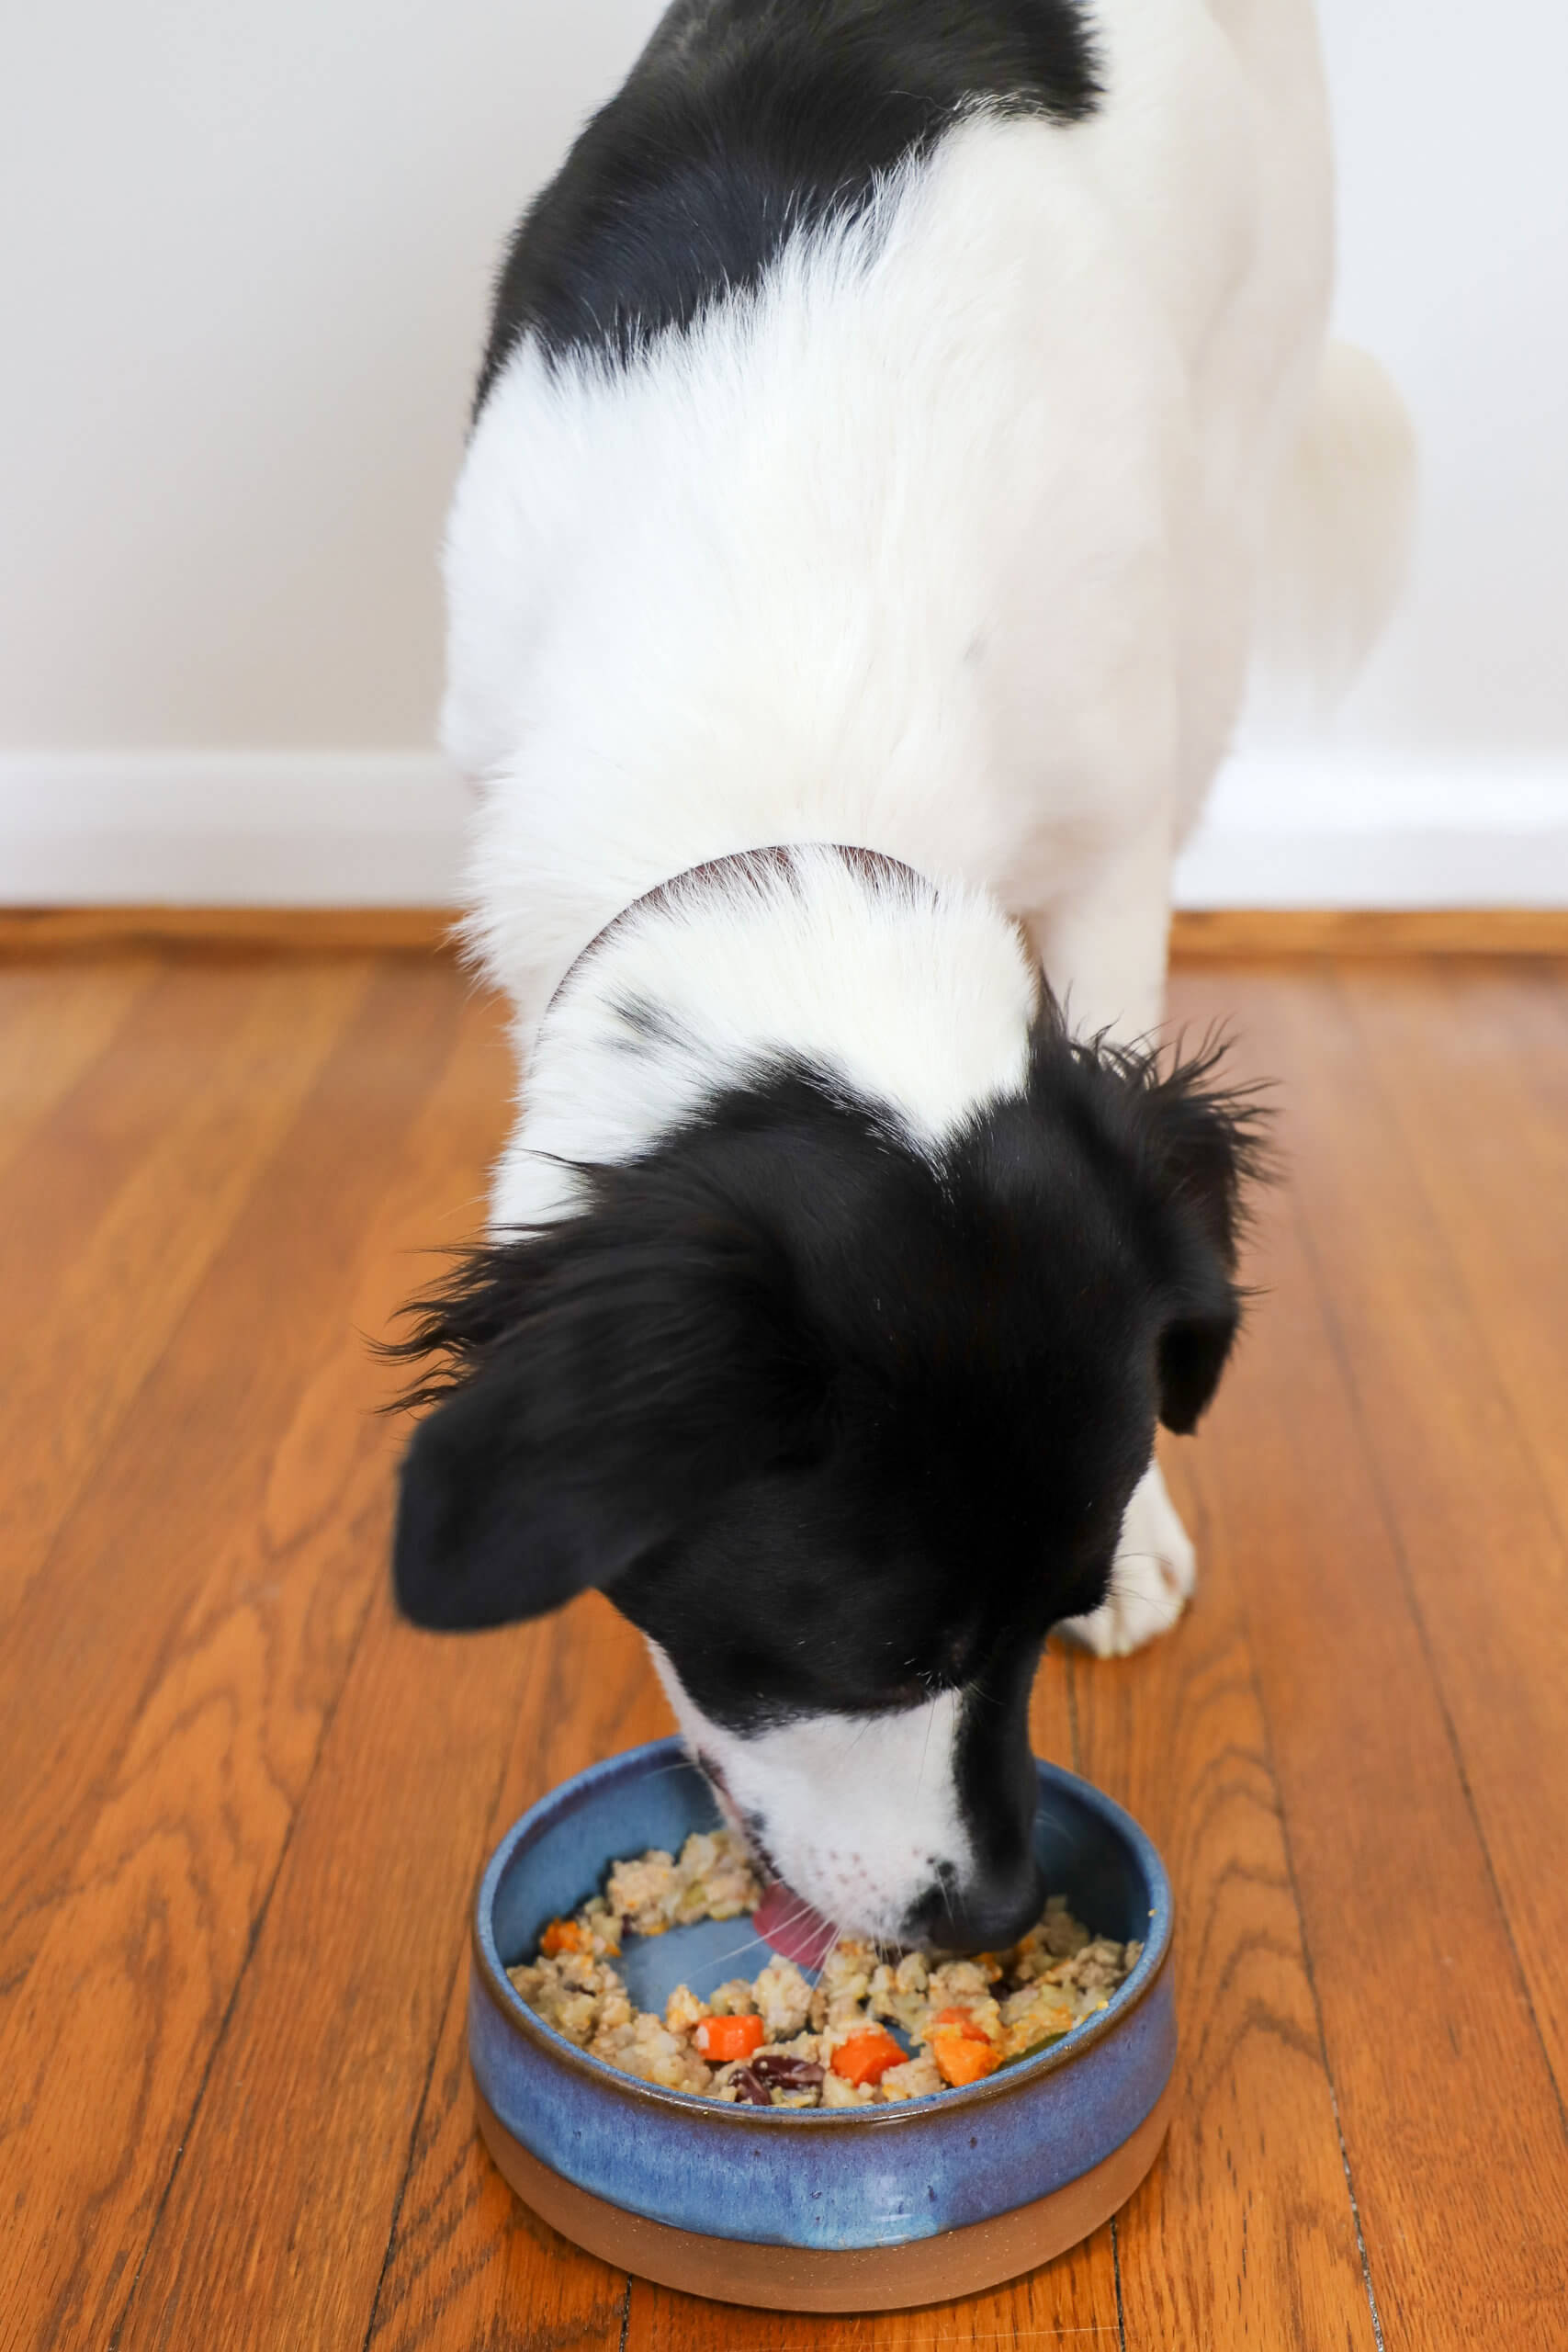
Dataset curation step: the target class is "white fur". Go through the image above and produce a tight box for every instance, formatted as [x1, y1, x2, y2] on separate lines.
[650, 1643, 970, 1945]
[491, 848, 1039, 1227]
[446, 0, 1411, 1645]
[1253, 340, 1419, 718]
[1059, 1456, 1199, 1657]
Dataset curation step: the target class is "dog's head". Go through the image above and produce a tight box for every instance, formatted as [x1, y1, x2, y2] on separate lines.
[389, 1013, 1263, 1948]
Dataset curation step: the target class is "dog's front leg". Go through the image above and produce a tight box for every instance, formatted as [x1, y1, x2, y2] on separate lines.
[1058, 1457, 1198, 1657]
[1022, 830, 1199, 1657]
[1021, 823, 1173, 1051]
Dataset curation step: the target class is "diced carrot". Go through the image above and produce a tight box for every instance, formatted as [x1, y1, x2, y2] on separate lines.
[694, 2012, 766, 2064]
[931, 2031, 1000, 2088]
[830, 2028, 906, 2087]
[539, 1917, 583, 1957]
[929, 2006, 990, 2043]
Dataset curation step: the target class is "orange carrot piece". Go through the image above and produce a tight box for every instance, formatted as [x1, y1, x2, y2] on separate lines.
[694, 2012, 766, 2064]
[539, 1917, 584, 1957]
[830, 2028, 906, 2087]
[929, 2005, 991, 2042]
[931, 2031, 1000, 2088]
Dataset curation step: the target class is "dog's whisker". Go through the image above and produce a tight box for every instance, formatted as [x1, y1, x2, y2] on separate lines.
[915, 1697, 935, 1805]
[691, 1925, 775, 1976]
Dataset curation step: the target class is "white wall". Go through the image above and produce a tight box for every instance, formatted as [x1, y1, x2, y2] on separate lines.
[1, 0, 1564, 904]
[0, 0, 664, 752]
[1199, 0, 1568, 905]
[1318, 0, 1568, 764]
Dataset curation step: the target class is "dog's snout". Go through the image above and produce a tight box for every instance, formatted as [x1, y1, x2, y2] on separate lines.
[903, 1850, 1045, 1957]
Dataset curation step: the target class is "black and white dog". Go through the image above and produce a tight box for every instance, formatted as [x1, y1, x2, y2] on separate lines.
[393, 0, 1410, 1954]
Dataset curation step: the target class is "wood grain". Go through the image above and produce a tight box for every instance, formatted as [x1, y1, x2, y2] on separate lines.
[0, 956, 368, 1631]
[627, 2245, 1123, 2351]
[0, 963, 471, 2348]
[1067, 1440, 1378, 2352]
[0, 962, 457, 1990]
[7, 903, 1568, 960]
[1165, 963, 1568, 2341]
[1354, 960, 1568, 1563]
[355, 1594, 668, 2352]
[1168, 908, 1568, 957]
[3, 952, 1567, 2350]
[0, 973, 519, 2352]
[107, 1592, 649, 2352]
[1027, 1641, 1078, 1778]
[0, 904, 460, 955]
[1244, 962, 1568, 2103]
[0, 954, 157, 1181]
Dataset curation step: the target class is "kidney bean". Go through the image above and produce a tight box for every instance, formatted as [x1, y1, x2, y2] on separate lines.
[751, 2053, 825, 2090]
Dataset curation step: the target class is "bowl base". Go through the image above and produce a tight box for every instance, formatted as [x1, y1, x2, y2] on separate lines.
[474, 2078, 1173, 2314]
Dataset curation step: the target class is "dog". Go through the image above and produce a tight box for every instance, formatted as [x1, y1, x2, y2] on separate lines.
[391, 0, 1412, 1954]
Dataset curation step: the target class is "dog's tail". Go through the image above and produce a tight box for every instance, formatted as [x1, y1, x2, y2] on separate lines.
[1252, 340, 1417, 713]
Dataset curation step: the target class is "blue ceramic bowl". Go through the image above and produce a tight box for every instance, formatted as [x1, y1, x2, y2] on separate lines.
[469, 1737, 1175, 2312]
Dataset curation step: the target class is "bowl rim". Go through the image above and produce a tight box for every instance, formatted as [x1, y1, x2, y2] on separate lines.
[471, 1736, 1172, 2129]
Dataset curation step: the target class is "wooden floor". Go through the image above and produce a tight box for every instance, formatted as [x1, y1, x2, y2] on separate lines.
[3, 946, 1566, 2351]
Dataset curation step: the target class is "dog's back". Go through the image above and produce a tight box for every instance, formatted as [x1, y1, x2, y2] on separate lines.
[474, 0, 1101, 402]
[444, 0, 1346, 1030]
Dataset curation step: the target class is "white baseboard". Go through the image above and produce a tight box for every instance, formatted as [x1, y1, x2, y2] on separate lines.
[2, 750, 1566, 909]
[1175, 755, 1568, 908]
[0, 753, 471, 906]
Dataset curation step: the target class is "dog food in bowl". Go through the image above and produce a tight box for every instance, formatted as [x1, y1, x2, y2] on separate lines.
[506, 1828, 1141, 2109]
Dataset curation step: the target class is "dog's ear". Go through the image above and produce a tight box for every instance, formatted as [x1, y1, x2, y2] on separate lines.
[1043, 1019, 1269, 1437]
[1153, 1274, 1242, 1436]
[387, 1191, 824, 1632]
[1130, 1039, 1269, 1433]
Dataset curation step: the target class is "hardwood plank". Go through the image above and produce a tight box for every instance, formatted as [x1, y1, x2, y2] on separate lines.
[0, 960, 458, 1976]
[377, 2145, 628, 2352]
[1168, 909, 1568, 957]
[0, 966, 492, 2350]
[1161, 964, 1568, 2339]
[1360, 959, 1568, 1550]
[1065, 1441, 1376, 2352]
[0, 905, 459, 955]
[627, 2247, 1123, 2352]
[0, 956, 369, 1630]
[1257, 960, 1568, 2104]
[351, 1595, 671, 2352]
[113, 1591, 664, 2352]
[6, 948, 1565, 2346]
[0, 955, 158, 1182]
[0, 967, 483, 2348]
[8, 903, 1568, 961]
[1029, 1642, 1078, 1778]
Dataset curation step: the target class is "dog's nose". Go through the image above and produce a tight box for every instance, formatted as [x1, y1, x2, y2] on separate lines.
[903, 1851, 1046, 1956]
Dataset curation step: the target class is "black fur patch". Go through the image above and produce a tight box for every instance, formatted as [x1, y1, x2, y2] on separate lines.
[388, 1018, 1266, 1650]
[387, 1014, 1265, 1946]
[475, 0, 1100, 404]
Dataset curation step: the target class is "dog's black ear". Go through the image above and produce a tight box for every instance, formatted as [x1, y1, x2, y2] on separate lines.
[1131, 1036, 1269, 1433]
[392, 1363, 640, 1628]
[1043, 1017, 1269, 1436]
[1154, 1282, 1241, 1436]
[387, 1191, 823, 1631]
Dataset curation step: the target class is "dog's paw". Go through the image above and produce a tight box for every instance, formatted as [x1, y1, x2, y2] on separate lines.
[1058, 1464, 1197, 1659]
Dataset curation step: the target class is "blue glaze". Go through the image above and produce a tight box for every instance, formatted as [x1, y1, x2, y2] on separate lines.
[469, 1739, 1175, 2252]
[617, 1912, 786, 2018]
